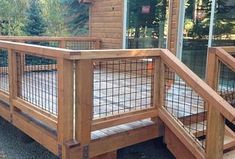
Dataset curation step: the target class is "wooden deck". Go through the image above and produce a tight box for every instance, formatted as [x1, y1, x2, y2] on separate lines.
[0, 39, 234, 159]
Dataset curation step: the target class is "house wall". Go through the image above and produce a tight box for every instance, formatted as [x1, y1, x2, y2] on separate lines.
[87, 0, 180, 51]
[89, 0, 124, 49]
[167, 0, 180, 54]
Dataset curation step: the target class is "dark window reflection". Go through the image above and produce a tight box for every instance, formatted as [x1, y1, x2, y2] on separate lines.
[182, 0, 211, 78]
[212, 0, 235, 46]
[182, 0, 235, 79]
[126, 0, 168, 49]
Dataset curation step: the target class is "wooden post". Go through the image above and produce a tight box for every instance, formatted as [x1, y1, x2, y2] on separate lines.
[91, 151, 117, 159]
[94, 40, 101, 49]
[75, 60, 93, 159]
[205, 48, 225, 159]
[60, 40, 66, 48]
[152, 57, 164, 136]
[57, 58, 74, 159]
[8, 49, 18, 121]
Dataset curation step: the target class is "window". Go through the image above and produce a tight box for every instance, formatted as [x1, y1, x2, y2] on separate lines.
[124, 0, 169, 49]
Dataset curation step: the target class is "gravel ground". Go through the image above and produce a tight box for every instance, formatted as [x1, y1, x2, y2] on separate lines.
[0, 117, 175, 159]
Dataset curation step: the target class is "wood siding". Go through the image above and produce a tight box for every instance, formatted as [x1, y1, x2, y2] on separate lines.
[89, 0, 124, 49]
[88, 0, 180, 51]
[167, 0, 180, 54]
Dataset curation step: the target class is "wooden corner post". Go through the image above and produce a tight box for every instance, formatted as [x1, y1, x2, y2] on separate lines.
[8, 50, 23, 120]
[152, 57, 164, 135]
[94, 40, 101, 49]
[205, 48, 225, 159]
[60, 40, 66, 48]
[75, 59, 93, 159]
[8, 49, 17, 120]
[57, 58, 74, 159]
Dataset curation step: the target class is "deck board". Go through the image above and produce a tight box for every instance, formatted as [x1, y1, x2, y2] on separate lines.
[91, 119, 154, 140]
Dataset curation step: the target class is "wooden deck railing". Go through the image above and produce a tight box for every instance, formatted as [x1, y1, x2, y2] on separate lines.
[0, 36, 102, 50]
[0, 40, 234, 159]
[206, 47, 235, 159]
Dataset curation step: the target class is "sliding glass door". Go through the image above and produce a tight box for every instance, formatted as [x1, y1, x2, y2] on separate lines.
[212, 0, 235, 47]
[181, 0, 211, 78]
[179, 0, 235, 78]
[124, 0, 168, 49]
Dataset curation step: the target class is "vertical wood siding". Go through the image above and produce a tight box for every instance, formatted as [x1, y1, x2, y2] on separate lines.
[89, 0, 124, 49]
[167, 0, 180, 54]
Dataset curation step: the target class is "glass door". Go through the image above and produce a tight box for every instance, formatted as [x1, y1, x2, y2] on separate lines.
[179, 0, 235, 79]
[181, 0, 212, 78]
[212, 0, 235, 46]
[124, 0, 169, 49]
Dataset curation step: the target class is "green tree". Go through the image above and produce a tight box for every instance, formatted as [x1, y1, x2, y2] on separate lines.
[184, 0, 234, 39]
[0, 0, 28, 35]
[40, 0, 69, 36]
[24, 0, 47, 36]
[64, 0, 89, 35]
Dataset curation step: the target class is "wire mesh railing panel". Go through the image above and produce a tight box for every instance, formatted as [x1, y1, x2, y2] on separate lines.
[93, 58, 155, 119]
[0, 49, 9, 93]
[17, 53, 58, 116]
[26, 41, 60, 48]
[66, 41, 95, 50]
[218, 60, 235, 107]
[163, 65, 207, 149]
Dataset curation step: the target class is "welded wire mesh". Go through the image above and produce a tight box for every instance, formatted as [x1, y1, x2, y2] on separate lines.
[66, 41, 96, 50]
[17, 53, 58, 116]
[93, 58, 155, 119]
[218, 61, 235, 107]
[163, 65, 207, 148]
[26, 41, 60, 48]
[0, 49, 9, 93]
[25, 40, 97, 50]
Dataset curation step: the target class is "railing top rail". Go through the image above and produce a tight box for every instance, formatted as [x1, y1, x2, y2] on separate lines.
[0, 36, 101, 42]
[68, 49, 162, 60]
[0, 40, 72, 59]
[220, 46, 235, 53]
[161, 49, 235, 123]
[0, 40, 161, 59]
[212, 47, 235, 72]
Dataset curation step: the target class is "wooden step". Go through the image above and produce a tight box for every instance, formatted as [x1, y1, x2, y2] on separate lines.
[224, 149, 235, 159]
[224, 126, 235, 151]
[186, 121, 206, 138]
[198, 127, 235, 151]
[186, 122, 235, 151]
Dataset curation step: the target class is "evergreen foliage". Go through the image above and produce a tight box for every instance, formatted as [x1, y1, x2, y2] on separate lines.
[24, 0, 47, 36]
[64, 0, 89, 35]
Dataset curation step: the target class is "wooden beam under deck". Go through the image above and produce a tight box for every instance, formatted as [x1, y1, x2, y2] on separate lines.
[11, 111, 59, 155]
[69, 123, 160, 159]
[0, 103, 11, 122]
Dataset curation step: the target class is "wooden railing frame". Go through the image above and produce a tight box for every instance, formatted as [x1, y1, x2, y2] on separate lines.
[161, 49, 235, 123]
[205, 47, 235, 159]
[0, 36, 102, 50]
[0, 41, 76, 158]
[160, 49, 235, 159]
[0, 40, 234, 159]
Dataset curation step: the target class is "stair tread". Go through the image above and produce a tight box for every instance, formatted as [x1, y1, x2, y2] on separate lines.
[224, 135, 235, 150]
[199, 134, 235, 150]
[224, 135, 235, 145]
[224, 149, 235, 159]
[185, 121, 206, 137]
